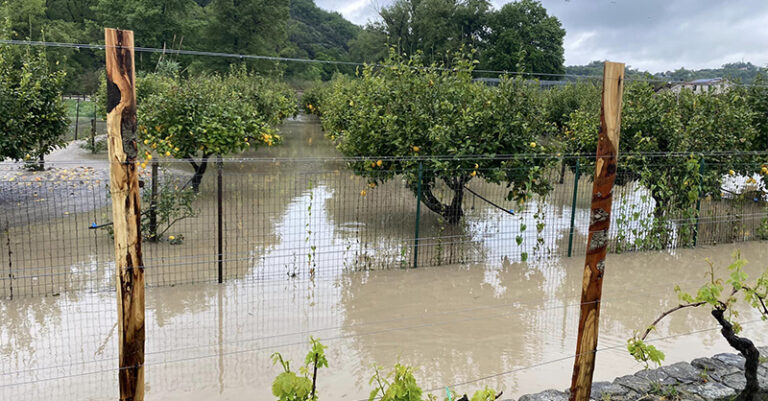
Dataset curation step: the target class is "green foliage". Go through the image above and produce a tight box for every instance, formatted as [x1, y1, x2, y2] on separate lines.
[270, 337, 327, 401]
[140, 67, 295, 158]
[563, 82, 760, 246]
[627, 337, 665, 368]
[272, 355, 313, 401]
[282, 0, 361, 80]
[301, 83, 327, 116]
[630, 253, 768, 367]
[134, 66, 296, 189]
[204, 0, 289, 73]
[317, 50, 556, 223]
[482, 0, 565, 74]
[266, 339, 500, 401]
[0, 45, 68, 164]
[466, 387, 498, 401]
[141, 171, 198, 241]
[357, 0, 565, 75]
[368, 364, 422, 401]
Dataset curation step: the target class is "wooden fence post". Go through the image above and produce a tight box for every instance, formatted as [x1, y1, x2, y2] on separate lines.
[105, 27, 145, 401]
[569, 61, 625, 401]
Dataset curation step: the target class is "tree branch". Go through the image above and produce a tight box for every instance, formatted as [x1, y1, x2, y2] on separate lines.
[640, 302, 706, 340]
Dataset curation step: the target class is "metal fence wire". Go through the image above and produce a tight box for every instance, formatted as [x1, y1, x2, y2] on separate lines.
[1, 154, 766, 299]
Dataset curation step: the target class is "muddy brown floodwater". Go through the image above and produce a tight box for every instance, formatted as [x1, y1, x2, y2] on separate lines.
[2, 243, 768, 400]
[1, 117, 767, 400]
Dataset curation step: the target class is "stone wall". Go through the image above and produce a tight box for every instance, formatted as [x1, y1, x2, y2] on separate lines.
[513, 347, 768, 401]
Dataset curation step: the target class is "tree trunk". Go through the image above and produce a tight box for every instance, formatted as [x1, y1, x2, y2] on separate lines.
[31, 152, 45, 171]
[189, 156, 210, 193]
[558, 160, 567, 184]
[711, 308, 761, 401]
[416, 176, 468, 225]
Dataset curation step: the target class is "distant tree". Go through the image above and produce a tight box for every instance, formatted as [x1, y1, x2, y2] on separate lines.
[205, 0, 289, 72]
[481, 0, 564, 74]
[348, 24, 389, 63]
[94, 0, 196, 49]
[371, 0, 491, 65]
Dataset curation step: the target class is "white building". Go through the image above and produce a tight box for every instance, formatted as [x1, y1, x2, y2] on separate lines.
[669, 78, 730, 94]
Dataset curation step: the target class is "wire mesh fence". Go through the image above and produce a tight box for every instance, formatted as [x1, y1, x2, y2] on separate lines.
[1, 153, 766, 299]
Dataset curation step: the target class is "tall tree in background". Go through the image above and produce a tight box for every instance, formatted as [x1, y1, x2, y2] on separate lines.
[205, 0, 289, 71]
[372, 0, 491, 65]
[482, 0, 564, 74]
[94, 0, 195, 48]
[356, 0, 564, 74]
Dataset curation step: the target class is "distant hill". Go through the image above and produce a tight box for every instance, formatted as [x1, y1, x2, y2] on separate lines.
[288, 0, 360, 60]
[282, 0, 361, 80]
[656, 62, 767, 84]
[567, 61, 767, 84]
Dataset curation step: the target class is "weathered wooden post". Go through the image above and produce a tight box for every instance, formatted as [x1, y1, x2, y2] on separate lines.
[569, 61, 625, 401]
[217, 155, 224, 283]
[105, 27, 145, 401]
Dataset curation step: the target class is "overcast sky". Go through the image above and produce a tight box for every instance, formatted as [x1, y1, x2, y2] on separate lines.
[316, 0, 768, 73]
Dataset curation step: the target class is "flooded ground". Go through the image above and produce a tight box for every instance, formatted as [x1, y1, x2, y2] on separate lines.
[1, 117, 767, 399]
[1, 241, 767, 400]
[2, 117, 765, 298]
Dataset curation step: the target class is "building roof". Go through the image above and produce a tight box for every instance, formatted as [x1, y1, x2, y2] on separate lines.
[688, 78, 725, 85]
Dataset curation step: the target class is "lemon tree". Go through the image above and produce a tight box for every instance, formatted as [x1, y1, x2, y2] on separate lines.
[0, 46, 68, 168]
[565, 82, 758, 247]
[139, 67, 297, 191]
[317, 51, 556, 224]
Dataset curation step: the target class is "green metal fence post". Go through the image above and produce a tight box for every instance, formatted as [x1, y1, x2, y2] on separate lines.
[413, 162, 423, 268]
[693, 159, 705, 247]
[567, 160, 581, 257]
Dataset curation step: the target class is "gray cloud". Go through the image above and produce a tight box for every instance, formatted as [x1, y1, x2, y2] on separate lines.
[317, 0, 768, 72]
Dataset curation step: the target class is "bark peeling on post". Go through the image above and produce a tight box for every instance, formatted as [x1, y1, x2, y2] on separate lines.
[569, 61, 625, 401]
[105, 27, 145, 401]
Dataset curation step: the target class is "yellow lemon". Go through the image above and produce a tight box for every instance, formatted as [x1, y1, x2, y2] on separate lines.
[165, 151, 171, 157]
[360, 190, 367, 197]
[143, 139, 149, 145]
[368, 182, 376, 189]
[376, 160, 383, 167]
[530, 142, 536, 148]
[728, 169, 735, 176]
[146, 154, 153, 161]
[470, 170, 477, 177]
[169, 235, 175, 240]
[412, 146, 420, 152]
[474, 163, 479, 169]
[370, 162, 376, 168]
